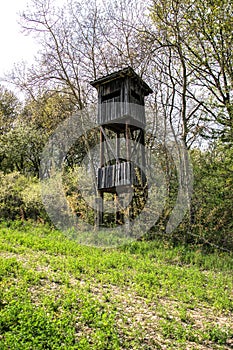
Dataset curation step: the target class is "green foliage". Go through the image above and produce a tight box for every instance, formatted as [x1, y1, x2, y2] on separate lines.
[0, 172, 25, 221]
[0, 172, 48, 222]
[22, 91, 76, 133]
[0, 139, 232, 251]
[189, 143, 233, 249]
[0, 90, 79, 176]
[0, 86, 21, 134]
[150, 142, 233, 251]
[1, 300, 77, 350]
[0, 121, 47, 176]
[63, 166, 96, 226]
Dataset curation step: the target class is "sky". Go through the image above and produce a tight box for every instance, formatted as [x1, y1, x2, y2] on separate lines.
[0, 0, 66, 96]
[0, 0, 38, 83]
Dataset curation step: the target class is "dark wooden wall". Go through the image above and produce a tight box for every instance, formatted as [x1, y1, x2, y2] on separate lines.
[97, 78, 146, 126]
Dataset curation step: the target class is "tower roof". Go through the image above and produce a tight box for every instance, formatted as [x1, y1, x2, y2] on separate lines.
[90, 67, 153, 96]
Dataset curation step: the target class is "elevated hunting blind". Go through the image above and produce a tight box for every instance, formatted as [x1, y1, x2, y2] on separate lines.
[90, 67, 153, 227]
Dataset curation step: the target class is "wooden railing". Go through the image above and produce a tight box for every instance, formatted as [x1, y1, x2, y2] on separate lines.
[97, 161, 146, 190]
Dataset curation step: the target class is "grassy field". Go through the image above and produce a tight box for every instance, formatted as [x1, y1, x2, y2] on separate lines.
[0, 222, 232, 349]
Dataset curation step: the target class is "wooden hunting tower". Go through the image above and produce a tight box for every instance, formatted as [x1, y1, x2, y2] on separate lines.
[90, 67, 153, 226]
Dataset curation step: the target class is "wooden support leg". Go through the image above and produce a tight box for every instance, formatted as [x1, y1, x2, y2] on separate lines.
[124, 190, 131, 234]
[96, 191, 104, 229]
[115, 193, 121, 225]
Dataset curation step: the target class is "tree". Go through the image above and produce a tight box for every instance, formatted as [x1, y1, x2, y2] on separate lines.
[21, 90, 77, 133]
[0, 86, 22, 170]
[150, 0, 233, 143]
[0, 86, 20, 134]
[11, 0, 153, 102]
[0, 90, 79, 175]
[190, 143, 233, 250]
[10, 0, 232, 147]
[11, 0, 205, 149]
[0, 121, 47, 176]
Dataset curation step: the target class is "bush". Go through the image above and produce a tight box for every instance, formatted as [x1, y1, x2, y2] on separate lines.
[190, 145, 233, 250]
[0, 172, 49, 222]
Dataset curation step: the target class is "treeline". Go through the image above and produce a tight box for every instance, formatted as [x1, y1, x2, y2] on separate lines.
[0, 0, 232, 250]
[0, 87, 232, 250]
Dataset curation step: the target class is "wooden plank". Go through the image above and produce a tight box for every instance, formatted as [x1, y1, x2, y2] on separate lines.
[116, 163, 120, 186]
[106, 167, 109, 188]
[102, 168, 105, 188]
[98, 161, 147, 190]
[127, 162, 130, 184]
[108, 165, 112, 188]
[100, 129, 104, 167]
[126, 122, 131, 161]
[112, 164, 115, 187]
[97, 168, 101, 189]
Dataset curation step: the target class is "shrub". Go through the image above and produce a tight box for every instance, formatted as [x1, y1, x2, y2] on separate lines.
[0, 172, 48, 222]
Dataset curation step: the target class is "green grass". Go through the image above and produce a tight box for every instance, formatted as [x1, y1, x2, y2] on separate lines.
[0, 221, 233, 349]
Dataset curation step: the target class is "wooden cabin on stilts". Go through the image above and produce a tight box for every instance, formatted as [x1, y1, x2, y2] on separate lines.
[90, 67, 153, 229]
